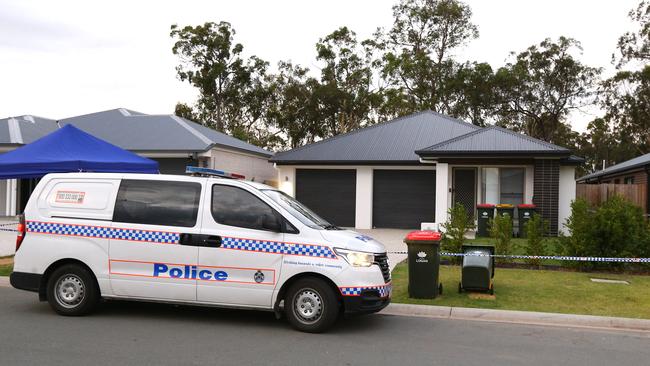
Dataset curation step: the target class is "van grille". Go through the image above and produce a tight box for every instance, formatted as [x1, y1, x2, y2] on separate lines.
[374, 253, 391, 283]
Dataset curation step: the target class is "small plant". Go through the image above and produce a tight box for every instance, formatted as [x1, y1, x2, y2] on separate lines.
[524, 213, 548, 267]
[490, 214, 512, 263]
[441, 203, 475, 264]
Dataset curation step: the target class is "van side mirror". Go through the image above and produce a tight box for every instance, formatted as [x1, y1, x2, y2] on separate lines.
[262, 214, 282, 232]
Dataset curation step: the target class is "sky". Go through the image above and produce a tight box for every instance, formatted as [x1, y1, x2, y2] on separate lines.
[0, 0, 640, 132]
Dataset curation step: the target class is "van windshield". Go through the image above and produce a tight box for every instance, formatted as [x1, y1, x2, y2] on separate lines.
[261, 190, 337, 230]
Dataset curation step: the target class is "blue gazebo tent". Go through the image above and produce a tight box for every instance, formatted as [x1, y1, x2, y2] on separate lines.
[0, 124, 159, 179]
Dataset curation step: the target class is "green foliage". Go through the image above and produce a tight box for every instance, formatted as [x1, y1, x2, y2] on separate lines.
[170, 22, 280, 148]
[168, 0, 648, 160]
[489, 214, 513, 263]
[563, 196, 650, 269]
[441, 203, 475, 262]
[494, 37, 601, 148]
[524, 214, 548, 267]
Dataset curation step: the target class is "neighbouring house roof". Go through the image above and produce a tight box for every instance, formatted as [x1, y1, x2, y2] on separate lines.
[59, 109, 271, 157]
[577, 152, 650, 182]
[416, 125, 571, 158]
[0, 115, 59, 146]
[270, 110, 481, 164]
[271, 111, 579, 165]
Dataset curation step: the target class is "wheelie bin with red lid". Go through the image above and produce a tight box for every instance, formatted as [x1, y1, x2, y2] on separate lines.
[404, 230, 443, 298]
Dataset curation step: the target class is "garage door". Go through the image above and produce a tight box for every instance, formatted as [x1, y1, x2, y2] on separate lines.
[373, 170, 435, 229]
[295, 169, 356, 227]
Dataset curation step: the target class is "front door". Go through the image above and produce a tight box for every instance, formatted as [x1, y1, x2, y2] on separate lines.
[452, 168, 476, 220]
[197, 182, 284, 308]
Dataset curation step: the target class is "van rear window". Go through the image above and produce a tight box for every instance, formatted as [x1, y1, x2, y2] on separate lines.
[113, 180, 201, 227]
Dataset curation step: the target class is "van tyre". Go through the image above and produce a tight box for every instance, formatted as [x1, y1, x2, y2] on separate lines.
[285, 278, 339, 333]
[46, 264, 99, 316]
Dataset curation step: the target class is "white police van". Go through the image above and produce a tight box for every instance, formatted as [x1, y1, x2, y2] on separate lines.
[10, 168, 391, 332]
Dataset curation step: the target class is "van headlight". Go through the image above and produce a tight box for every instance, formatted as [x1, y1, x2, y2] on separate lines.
[334, 248, 374, 267]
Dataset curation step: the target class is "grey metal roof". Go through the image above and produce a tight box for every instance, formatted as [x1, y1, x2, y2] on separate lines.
[577, 152, 650, 182]
[59, 109, 271, 157]
[0, 115, 59, 145]
[270, 111, 481, 164]
[416, 126, 571, 157]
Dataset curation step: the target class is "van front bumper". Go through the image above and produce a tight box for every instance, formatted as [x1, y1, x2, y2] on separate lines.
[10, 272, 41, 293]
[342, 290, 391, 315]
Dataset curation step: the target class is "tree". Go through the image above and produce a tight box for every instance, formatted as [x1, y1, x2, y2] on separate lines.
[314, 27, 380, 135]
[374, 0, 479, 118]
[599, 1, 650, 158]
[170, 22, 274, 145]
[452, 62, 497, 126]
[494, 37, 601, 146]
[265, 62, 324, 148]
[614, 1, 650, 67]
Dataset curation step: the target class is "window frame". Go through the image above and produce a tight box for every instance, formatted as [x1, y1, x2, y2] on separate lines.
[210, 183, 297, 233]
[112, 179, 202, 228]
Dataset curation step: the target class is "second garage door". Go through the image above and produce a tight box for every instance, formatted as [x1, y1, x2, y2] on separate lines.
[295, 169, 356, 227]
[373, 170, 436, 229]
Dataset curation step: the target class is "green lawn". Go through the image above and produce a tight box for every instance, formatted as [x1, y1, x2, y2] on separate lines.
[391, 262, 650, 319]
[0, 263, 12, 276]
[0, 256, 13, 277]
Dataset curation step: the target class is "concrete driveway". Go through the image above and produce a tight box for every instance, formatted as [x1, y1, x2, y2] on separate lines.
[356, 228, 410, 270]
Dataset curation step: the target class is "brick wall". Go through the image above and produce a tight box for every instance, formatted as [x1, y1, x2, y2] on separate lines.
[533, 159, 560, 235]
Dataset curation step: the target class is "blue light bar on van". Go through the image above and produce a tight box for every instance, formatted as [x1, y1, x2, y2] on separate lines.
[185, 166, 246, 179]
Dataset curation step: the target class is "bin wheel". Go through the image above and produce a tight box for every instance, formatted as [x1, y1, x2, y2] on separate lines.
[458, 282, 463, 293]
[489, 287, 494, 295]
[438, 283, 443, 295]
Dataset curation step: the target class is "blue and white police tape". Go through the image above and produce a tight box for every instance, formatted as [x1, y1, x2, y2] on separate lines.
[387, 251, 650, 263]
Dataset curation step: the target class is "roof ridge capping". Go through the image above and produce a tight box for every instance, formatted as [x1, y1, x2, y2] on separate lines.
[416, 125, 570, 154]
[271, 110, 479, 160]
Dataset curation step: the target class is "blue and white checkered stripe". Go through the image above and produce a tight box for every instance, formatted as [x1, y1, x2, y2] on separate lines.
[221, 237, 337, 259]
[26, 222, 180, 244]
[25, 221, 335, 257]
[340, 284, 392, 298]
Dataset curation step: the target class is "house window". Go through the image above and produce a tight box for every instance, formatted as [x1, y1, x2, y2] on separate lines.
[624, 177, 635, 184]
[614, 179, 620, 184]
[481, 168, 525, 205]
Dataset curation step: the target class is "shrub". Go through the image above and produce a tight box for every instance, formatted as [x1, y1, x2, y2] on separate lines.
[563, 196, 650, 269]
[490, 214, 512, 263]
[524, 213, 548, 267]
[442, 203, 475, 263]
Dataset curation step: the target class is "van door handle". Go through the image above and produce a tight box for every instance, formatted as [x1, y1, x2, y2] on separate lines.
[203, 235, 222, 248]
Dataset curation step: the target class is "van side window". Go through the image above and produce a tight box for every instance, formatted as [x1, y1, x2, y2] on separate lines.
[211, 185, 276, 231]
[113, 180, 201, 227]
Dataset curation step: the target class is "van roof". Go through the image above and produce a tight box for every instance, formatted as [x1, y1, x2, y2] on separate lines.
[41, 172, 280, 191]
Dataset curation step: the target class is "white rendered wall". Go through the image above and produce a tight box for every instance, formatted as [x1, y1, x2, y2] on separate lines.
[435, 163, 449, 226]
[355, 167, 373, 229]
[276, 166, 296, 197]
[208, 148, 276, 184]
[558, 166, 577, 235]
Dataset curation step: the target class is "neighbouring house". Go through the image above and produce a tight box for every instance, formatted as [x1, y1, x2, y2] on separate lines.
[576, 152, 650, 215]
[0, 108, 275, 215]
[271, 111, 582, 235]
[576, 153, 650, 185]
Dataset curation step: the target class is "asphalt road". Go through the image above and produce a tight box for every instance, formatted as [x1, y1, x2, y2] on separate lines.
[1, 287, 648, 366]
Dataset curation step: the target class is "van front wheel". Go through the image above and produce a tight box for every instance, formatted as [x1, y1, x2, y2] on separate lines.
[285, 278, 339, 333]
[46, 264, 99, 316]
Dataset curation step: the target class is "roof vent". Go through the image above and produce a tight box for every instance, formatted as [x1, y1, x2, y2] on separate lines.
[118, 108, 131, 116]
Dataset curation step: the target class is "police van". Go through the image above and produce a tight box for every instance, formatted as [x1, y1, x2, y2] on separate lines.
[10, 168, 391, 332]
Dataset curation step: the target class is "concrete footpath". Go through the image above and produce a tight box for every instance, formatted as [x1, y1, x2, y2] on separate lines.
[1, 276, 647, 333]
